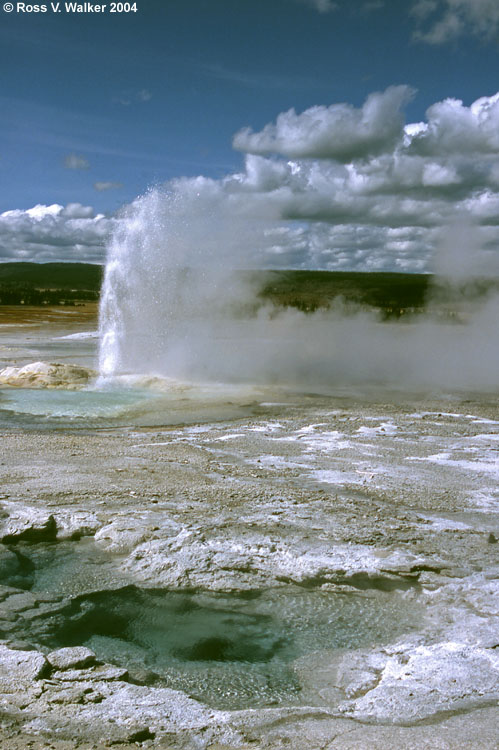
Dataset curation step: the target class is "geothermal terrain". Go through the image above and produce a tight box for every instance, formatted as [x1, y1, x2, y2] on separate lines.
[0, 268, 498, 749]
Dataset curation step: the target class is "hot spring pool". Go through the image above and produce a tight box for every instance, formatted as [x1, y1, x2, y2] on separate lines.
[9, 541, 423, 711]
[0, 381, 267, 429]
[0, 386, 155, 425]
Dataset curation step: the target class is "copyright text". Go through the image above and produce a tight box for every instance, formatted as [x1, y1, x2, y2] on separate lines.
[3, 2, 139, 12]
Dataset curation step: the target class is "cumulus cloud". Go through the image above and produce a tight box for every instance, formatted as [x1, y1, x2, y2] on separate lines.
[7, 87, 499, 272]
[233, 86, 415, 161]
[261, 221, 433, 273]
[407, 94, 499, 156]
[94, 181, 123, 192]
[412, 0, 499, 43]
[0, 203, 114, 262]
[225, 87, 499, 271]
[64, 153, 90, 170]
[61, 203, 95, 219]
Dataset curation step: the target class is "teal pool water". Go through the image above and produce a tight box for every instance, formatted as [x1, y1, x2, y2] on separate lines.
[0, 386, 156, 428]
[43, 585, 420, 709]
[16, 540, 422, 710]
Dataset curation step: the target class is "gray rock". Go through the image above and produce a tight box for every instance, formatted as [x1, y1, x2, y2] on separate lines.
[51, 682, 231, 739]
[52, 664, 129, 682]
[94, 516, 163, 553]
[3, 639, 37, 651]
[47, 646, 97, 670]
[0, 592, 37, 613]
[338, 642, 499, 724]
[0, 610, 18, 622]
[294, 647, 386, 705]
[53, 510, 101, 540]
[45, 685, 96, 705]
[1, 507, 57, 543]
[0, 645, 49, 691]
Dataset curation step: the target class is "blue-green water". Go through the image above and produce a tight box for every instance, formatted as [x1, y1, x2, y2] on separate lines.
[16, 541, 422, 711]
[0, 386, 154, 424]
[0, 382, 264, 429]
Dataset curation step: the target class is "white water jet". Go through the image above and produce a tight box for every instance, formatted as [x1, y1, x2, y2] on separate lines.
[98, 182, 278, 382]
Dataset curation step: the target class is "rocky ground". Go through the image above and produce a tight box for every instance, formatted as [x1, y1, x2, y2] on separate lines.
[0, 387, 498, 747]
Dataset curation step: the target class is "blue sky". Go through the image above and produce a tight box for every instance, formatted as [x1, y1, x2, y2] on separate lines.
[2, 0, 499, 269]
[1, 0, 497, 212]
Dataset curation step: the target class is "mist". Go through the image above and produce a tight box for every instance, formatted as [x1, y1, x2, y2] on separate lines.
[98, 183, 499, 394]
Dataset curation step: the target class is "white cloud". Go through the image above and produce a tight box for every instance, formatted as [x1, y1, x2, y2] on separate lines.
[64, 153, 90, 170]
[294, 0, 382, 16]
[233, 86, 415, 161]
[0, 203, 114, 262]
[267, 222, 433, 272]
[407, 94, 499, 156]
[94, 181, 123, 192]
[7, 88, 499, 273]
[226, 88, 499, 271]
[61, 203, 95, 219]
[412, 0, 499, 43]
[421, 161, 460, 186]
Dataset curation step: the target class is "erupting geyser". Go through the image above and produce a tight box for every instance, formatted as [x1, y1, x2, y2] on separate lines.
[98, 183, 278, 382]
[99, 185, 499, 391]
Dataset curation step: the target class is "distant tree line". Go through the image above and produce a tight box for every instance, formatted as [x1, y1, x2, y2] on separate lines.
[0, 282, 99, 306]
[0, 263, 102, 306]
[0, 263, 497, 315]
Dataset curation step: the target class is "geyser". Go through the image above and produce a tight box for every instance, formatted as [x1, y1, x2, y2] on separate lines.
[99, 185, 499, 392]
[98, 182, 277, 381]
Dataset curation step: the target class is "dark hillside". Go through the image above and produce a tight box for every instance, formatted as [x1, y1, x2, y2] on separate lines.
[0, 262, 103, 305]
[1, 263, 496, 317]
[0, 262, 103, 290]
[258, 270, 431, 315]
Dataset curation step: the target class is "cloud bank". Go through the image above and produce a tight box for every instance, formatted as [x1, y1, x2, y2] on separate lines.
[228, 87, 499, 272]
[4, 87, 499, 273]
[0, 204, 114, 262]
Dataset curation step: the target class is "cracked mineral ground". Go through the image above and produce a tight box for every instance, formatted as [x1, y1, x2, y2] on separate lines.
[0, 307, 498, 749]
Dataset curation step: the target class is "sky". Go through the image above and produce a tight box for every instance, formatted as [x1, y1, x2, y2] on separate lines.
[1, 0, 499, 270]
